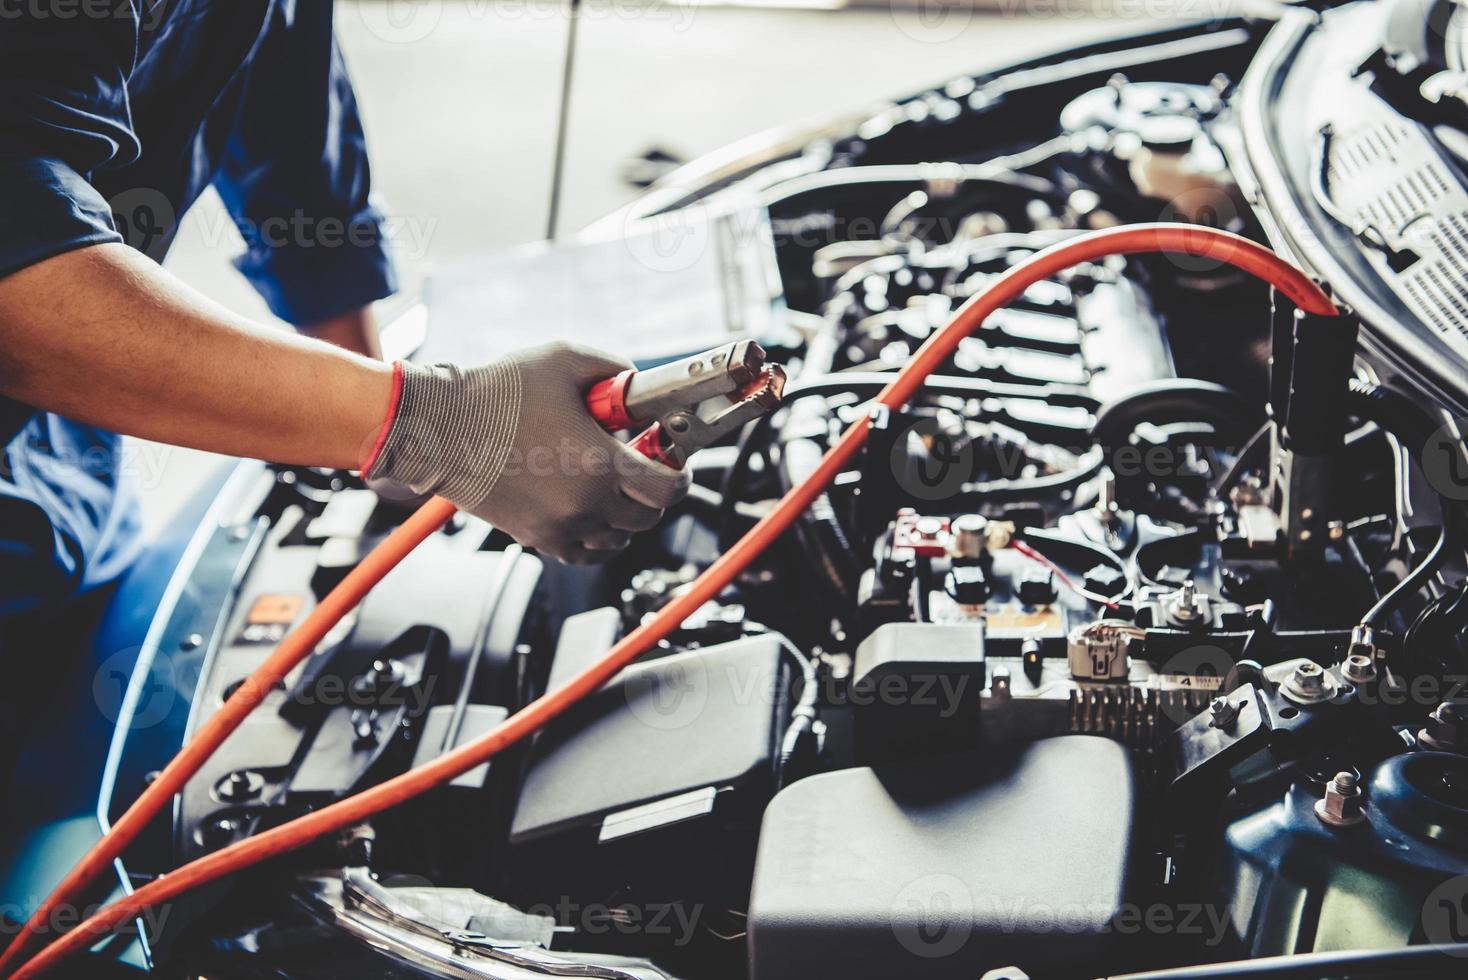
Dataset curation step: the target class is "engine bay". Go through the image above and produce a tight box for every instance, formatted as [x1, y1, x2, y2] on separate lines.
[89, 4, 1468, 978]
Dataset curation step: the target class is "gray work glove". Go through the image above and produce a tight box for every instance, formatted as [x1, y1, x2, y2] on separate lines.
[363, 342, 690, 564]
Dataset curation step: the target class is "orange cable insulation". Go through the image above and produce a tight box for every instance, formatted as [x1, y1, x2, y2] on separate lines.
[4, 224, 1336, 978]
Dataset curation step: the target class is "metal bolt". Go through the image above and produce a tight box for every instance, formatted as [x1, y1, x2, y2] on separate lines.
[352, 709, 381, 747]
[179, 633, 204, 651]
[667, 414, 691, 434]
[1095, 470, 1120, 527]
[951, 514, 988, 559]
[1315, 770, 1366, 826]
[1419, 699, 1468, 754]
[369, 657, 403, 688]
[1280, 659, 1338, 705]
[1166, 579, 1204, 625]
[215, 770, 265, 802]
[200, 815, 242, 847]
[1343, 654, 1377, 685]
[1209, 695, 1240, 730]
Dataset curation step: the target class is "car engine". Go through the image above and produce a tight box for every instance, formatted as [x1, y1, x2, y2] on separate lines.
[78, 2, 1468, 978]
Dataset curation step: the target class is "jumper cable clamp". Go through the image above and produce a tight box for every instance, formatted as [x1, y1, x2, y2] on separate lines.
[586, 340, 787, 468]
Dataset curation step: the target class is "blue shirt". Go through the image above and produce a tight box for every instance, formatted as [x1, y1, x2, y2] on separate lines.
[0, 0, 397, 615]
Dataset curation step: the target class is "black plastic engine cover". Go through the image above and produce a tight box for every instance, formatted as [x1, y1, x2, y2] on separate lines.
[508, 634, 789, 910]
[851, 622, 986, 764]
[747, 736, 1137, 979]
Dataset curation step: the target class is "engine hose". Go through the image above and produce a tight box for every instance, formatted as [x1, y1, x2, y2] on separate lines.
[2, 224, 1336, 979]
[1346, 380, 1461, 630]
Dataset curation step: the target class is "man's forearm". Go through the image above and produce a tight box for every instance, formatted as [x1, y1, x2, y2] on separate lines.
[305, 306, 382, 359]
[0, 244, 394, 470]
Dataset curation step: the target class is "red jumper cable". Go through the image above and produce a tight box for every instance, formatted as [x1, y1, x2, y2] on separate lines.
[2, 224, 1338, 978]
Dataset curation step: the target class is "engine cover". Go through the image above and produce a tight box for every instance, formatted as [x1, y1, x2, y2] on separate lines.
[747, 736, 1138, 980]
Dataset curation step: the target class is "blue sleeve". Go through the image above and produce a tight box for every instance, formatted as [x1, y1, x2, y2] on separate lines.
[214, 1, 398, 328]
[0, 6, 137, 281]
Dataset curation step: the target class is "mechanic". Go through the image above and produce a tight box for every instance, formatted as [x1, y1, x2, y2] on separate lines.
[0, 1, 689, 643]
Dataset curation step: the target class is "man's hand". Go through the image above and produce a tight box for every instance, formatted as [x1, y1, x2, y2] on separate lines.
[0, 246, 686, 564]
[362, 342, 691, 564]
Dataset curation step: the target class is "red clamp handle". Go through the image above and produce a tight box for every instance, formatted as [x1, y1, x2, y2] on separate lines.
[628, 424, 678, 468]
[586, 369, 638, 431]
[587, 370, 681, 469]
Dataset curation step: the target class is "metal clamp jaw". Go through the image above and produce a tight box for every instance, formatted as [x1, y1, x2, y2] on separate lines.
[587, 340, 787, 468]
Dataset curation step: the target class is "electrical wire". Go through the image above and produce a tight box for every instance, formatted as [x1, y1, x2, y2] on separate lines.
[746, 624, 820, 787]
[1208, 421, 1271, 500]
[1346, 381, 1460, 631]
[1362, 526, 1452, 629]
[1402, 584, 1468, 676]
[2, 224, 1336, 979]
[1012, 539, 1121, 610]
